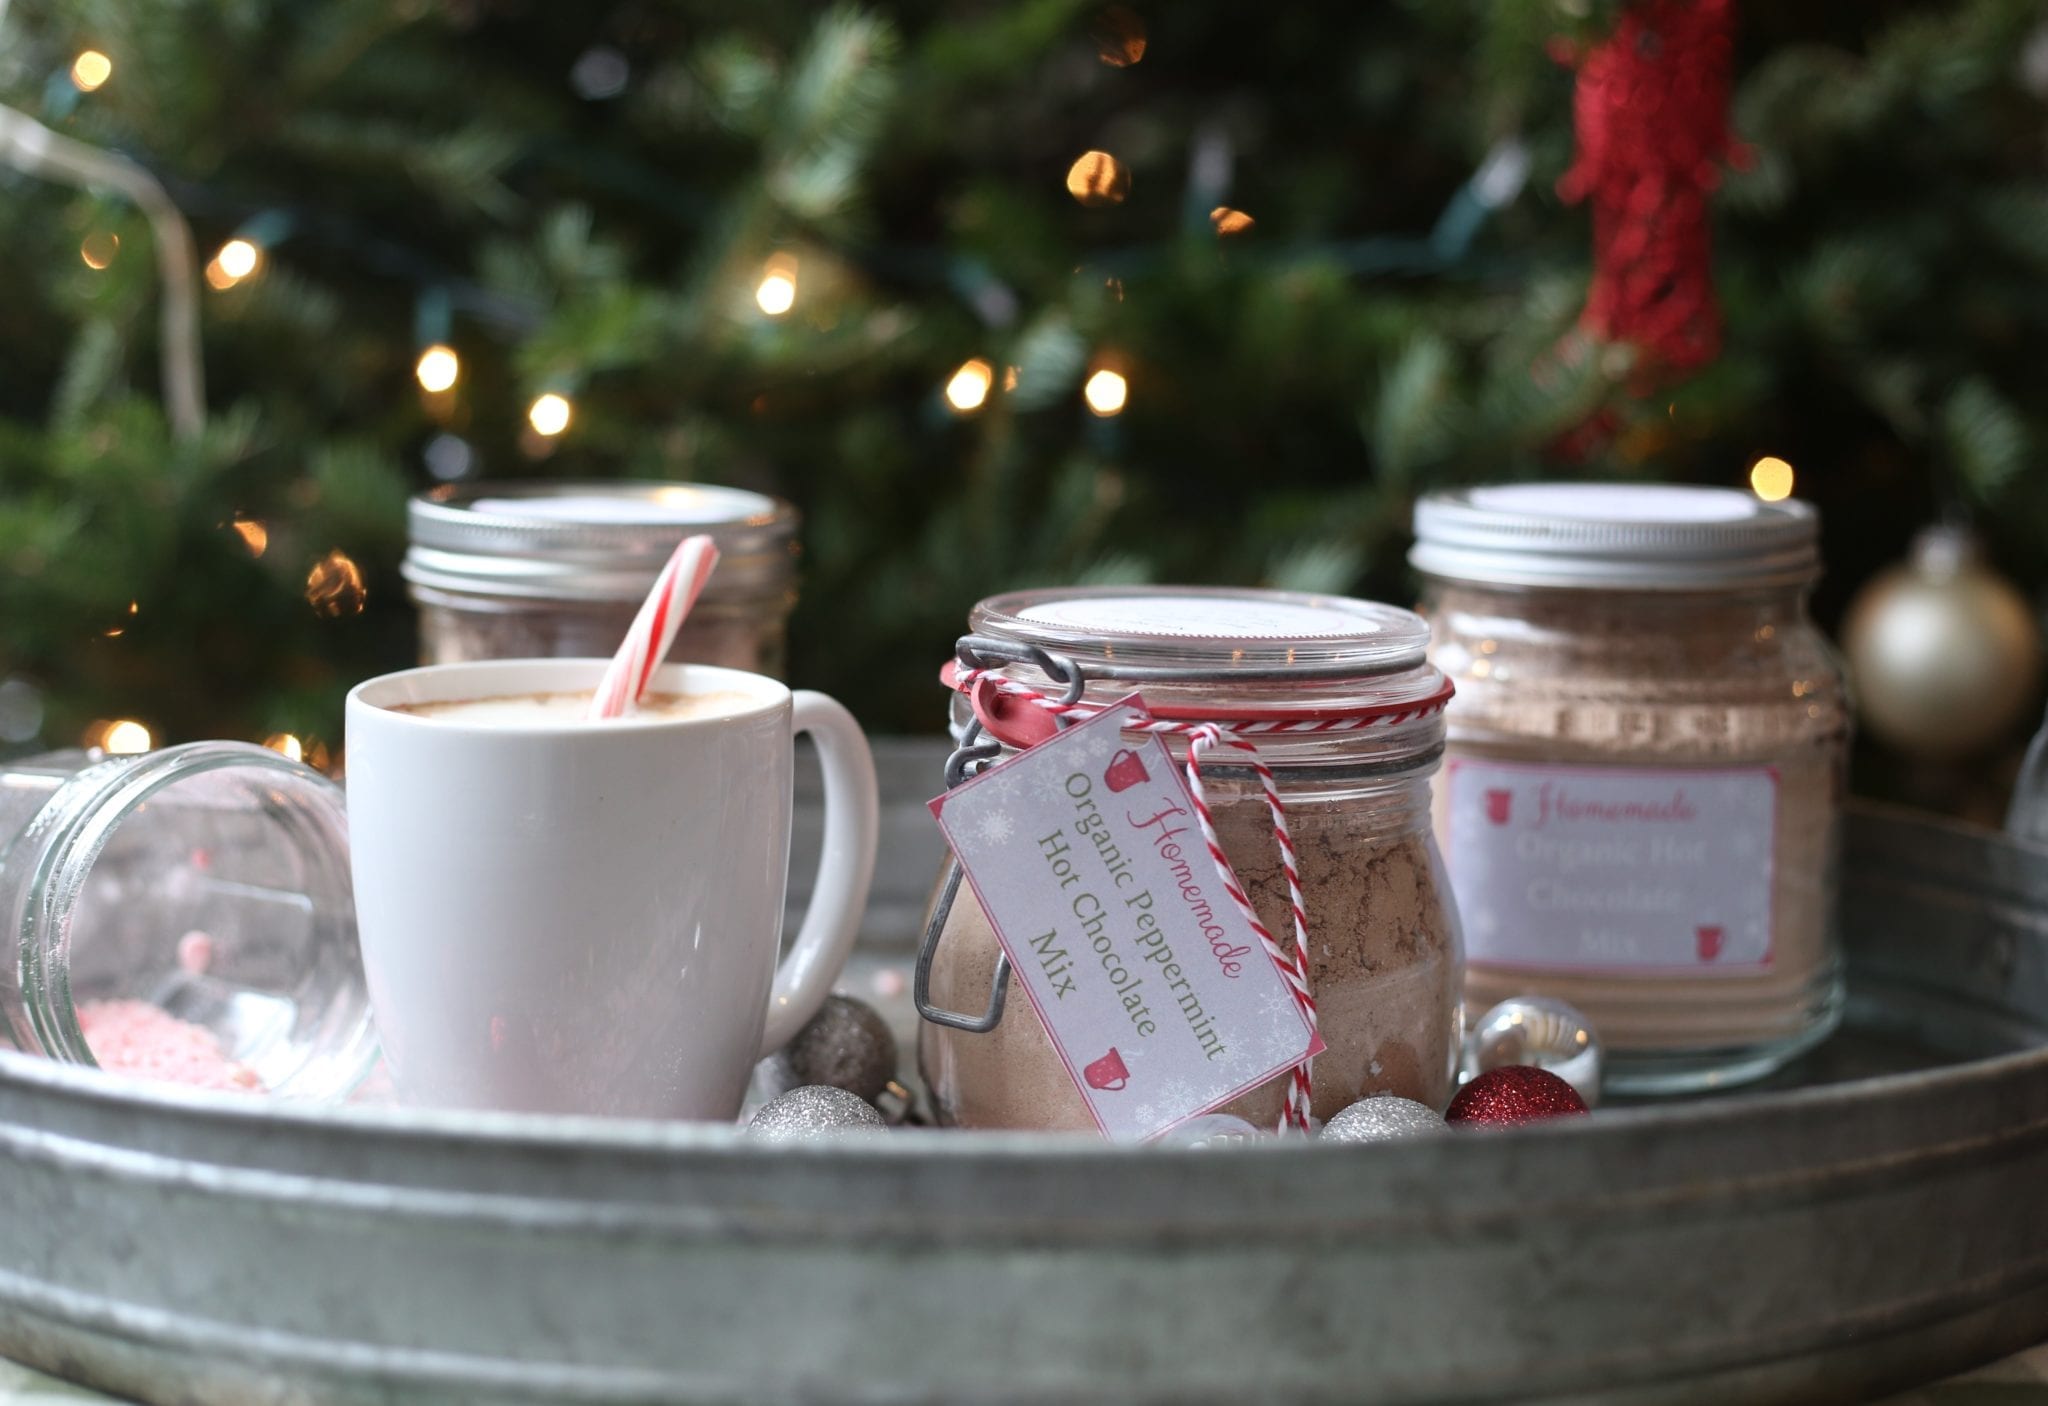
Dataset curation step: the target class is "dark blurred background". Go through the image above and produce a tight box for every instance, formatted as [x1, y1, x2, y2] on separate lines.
[2, 0, 2045, 817]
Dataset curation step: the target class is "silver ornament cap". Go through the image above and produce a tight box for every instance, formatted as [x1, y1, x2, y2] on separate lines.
[746, 1085, 886, 1143]
[1155, 1113, 1265, 1150]
[1463, 996, 1604, 1108]
[1319, 1095, 1448, 1144]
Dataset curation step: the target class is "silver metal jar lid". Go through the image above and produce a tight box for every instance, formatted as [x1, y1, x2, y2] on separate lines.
[970, 584, 1431, 682]
[1409, 483, 1820, 591]
[403, 481, 799, 604]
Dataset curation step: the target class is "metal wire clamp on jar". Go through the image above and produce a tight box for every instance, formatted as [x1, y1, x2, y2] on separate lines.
[914, 587, 1465, 1132]
[1411, 483, 1851, 1094]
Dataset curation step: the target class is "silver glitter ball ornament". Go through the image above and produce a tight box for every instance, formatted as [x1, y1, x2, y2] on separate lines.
[1318, 1095, 1448, 1144]
[760, 995, 899, 1104]
[1156, 1113, 1264, 1150]
[746, 1085, 886, 1143]
[1463, 996, 1604, 1108]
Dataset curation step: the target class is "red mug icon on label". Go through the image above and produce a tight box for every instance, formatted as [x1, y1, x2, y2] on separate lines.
[1103, 749, 1150, 793]
[1084, 1048, 1131, 1091]
[1485, 788, 1513, 825]
[1696, 925, 1725, 961]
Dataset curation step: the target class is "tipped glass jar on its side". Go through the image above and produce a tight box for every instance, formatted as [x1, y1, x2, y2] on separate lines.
[0, 744, 376, 1097]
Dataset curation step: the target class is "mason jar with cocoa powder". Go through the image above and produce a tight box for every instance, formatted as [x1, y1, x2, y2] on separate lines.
[403, 481, 799, 676]
[915, 586, 1465, 1130]
[1411, 483, 1850, 1094]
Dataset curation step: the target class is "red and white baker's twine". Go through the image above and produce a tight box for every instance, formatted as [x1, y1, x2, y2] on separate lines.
[956, 669, 1452, 1133]
[589, 535, 721, 720]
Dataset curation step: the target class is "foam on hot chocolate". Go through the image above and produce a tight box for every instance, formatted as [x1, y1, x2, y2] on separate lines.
[390, 689, 755, 726]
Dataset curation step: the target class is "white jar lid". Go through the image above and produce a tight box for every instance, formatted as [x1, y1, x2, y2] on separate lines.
[973, 585, 1429, 680]
[1410, 483, 1820, 590]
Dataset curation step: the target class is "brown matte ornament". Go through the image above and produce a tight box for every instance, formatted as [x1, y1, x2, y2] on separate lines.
[1842, 526, 2043, 761]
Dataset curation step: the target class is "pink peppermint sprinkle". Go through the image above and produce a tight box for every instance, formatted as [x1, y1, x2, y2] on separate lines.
[75, 999, 263, 1092]
[176, 930, 215, 974]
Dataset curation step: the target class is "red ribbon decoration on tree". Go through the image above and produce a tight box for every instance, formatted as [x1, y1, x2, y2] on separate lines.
[1557, 0, 1745, 376]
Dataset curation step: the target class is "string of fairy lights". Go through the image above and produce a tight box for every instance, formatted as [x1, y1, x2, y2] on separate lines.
[7, 20, 1800, 764]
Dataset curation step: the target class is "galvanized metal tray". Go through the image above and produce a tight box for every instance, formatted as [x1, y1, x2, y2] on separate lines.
[4, 775, 2048, 1405]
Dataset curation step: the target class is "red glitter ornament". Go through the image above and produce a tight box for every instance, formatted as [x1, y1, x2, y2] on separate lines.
[1556, 0, 1746, 376]
[1444, 1065, 1590, 1127]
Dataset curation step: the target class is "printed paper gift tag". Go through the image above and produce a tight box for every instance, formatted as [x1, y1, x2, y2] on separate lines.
[930, 697, 1322, 1141]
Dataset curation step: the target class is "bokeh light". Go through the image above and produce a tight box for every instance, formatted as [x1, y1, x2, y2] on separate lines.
[80, 232, 119, 270]
[1210, 207, 1255, 236]
[306, 549, 367, 617]
[206, 239, 262, 290]
[755, 253, 799, 316]
[415, 344, 460, 393]
[264, 732, 305, 763]
[96, 719, 153, 754]
[231, 517, 268, 557]
[1749, 455, 1795, 502]
[70, 50, 112, 91]
[945, 358, 994, 413]
[1093, 7, 1147, 67]
[528, 393, 573, 437]
[1065, 151, 1130, 207]
[1084, 368, 1129, 417]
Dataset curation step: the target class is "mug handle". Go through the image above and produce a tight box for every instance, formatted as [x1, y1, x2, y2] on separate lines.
[759, 691, 880, 1057]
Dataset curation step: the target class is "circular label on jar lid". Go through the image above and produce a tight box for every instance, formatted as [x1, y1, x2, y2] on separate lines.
[1016, 595, 1363, 640]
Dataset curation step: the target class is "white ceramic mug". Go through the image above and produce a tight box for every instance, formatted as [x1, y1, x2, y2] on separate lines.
[344, 659, 878, 1118]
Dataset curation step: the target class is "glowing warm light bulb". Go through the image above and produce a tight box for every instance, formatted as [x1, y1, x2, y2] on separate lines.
[528, 392, 573, 437]
[305, 549, 367, 617]
[1749, 455, 1795, 502]
[1210, 207, 1255, 236]
[415, 344, 461, 393]
[263, 732, 305, 763]
[945, 358, 994, 413]
[1065, 151, 1130, 207]
[755, 273, 795, 316]
[101, 719, 152, 754]
[206, 239, 262, 290]
[70, 50, 112, 92]
[1083, 368, 1128, 417]
[755, 253, 799, 317]
[80, 232, 119, 270]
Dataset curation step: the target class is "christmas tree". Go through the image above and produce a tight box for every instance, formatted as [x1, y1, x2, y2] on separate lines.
[1, 0, 2043, 762]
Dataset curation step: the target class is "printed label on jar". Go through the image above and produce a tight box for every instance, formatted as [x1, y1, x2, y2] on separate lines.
[1443, 758, 1778, 973]
[930, 696, 1323, 1141]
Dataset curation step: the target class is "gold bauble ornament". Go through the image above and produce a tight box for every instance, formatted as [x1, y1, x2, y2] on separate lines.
[1842, 526, 2043, 760]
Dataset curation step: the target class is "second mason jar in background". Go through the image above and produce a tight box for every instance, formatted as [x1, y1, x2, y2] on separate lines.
[403, 481, 800, 675]
[1411, 483, 1851, 1094]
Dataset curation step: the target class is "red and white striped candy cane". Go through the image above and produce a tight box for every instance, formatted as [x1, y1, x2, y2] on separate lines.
[954, 667, 1452, 1134]
[588, 534, 721, 720]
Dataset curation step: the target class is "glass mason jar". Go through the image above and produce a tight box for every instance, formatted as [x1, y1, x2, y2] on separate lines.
[916, 586, 1465, 1131]
[0, 743, 376, 1097]
[405, 481, 800, 676]
[1411, 484, 1851, 1094]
